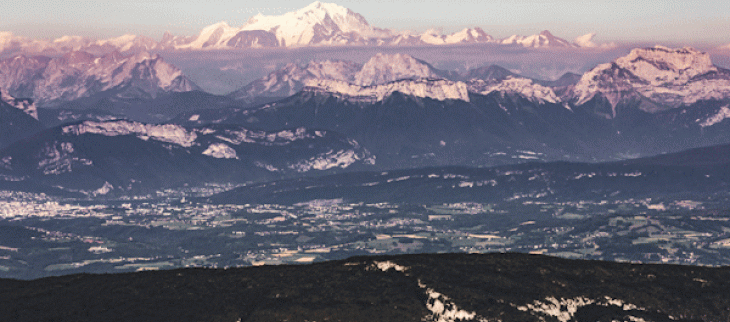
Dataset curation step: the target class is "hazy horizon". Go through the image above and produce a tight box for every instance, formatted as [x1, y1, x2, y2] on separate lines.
[2, 0, 729, 47]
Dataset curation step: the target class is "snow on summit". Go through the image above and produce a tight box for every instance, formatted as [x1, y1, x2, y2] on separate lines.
[614, 46, 716, 85]
[354, 53, 442, 86]
[0, 2, 615, 53]
[304, 78, 470, 102]
[572, 46, 730, 110]
[499, 30, 575, 48]
[241, 1, 376, 46]
[177, 1, 378, 49]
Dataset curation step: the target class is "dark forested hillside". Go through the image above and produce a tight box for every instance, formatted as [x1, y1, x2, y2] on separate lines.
[2, 253, 729, 322]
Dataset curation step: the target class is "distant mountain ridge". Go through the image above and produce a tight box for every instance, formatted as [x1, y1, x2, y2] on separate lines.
[0, 50, 200, 107]
[0, 2, 613, 55]
[228, 47, 730, 113]
[226, 53, 567, 104]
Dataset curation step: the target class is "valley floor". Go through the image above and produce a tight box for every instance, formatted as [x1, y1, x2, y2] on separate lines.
[2, 188, 730, 280]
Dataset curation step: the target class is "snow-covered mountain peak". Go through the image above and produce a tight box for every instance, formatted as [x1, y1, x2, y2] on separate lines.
[571, 46, 730, 110]
[500, 30, 575, 48]
[444, 27, 493, 44]
[299, 1, 353, 21]
[241, 1, 373, 47]
[354, 53, 440, 86]
[614, 46, 716, 85]
[304, 78, 470, 102]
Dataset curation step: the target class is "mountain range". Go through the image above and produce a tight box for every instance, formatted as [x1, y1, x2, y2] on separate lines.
[2, 45, 730, 194]
[0, 2, 615, 55]
[182, 47, 730, 169]
[0, 51, 199, 107]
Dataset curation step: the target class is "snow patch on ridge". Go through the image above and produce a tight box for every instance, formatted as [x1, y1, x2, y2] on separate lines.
[62, 120, 197, 147]
[304, 78, 470, 102]
[288, 149, 364, 172]
[424, 288, 481, 322]
[36, 141, 93, 175]
[202, 143, 238, 159]
[469, 76, 561, 103]
[215, 127, 316, 146]
[1, 90, 38, 119]
[700, 105, 730, 127]
[373, 261, 409, 272]
[516, 296, 644, 322]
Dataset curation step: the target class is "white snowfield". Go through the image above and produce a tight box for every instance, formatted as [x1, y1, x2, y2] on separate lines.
[304, 78, 470, 102]
[572, 46, 730, 109]
[62, 120, 198, 147]
[202, 143, 238, 159]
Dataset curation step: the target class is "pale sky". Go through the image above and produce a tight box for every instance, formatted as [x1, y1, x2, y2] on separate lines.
[1, 0, 729, 46]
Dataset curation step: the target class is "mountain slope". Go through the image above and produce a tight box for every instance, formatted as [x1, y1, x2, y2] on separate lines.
[570, 46, 730, 115]
[0, 120, 374, 194]
[0, 51, 200, 107]
[227, 60, 362, 103]
[2, 253, 728, 322]
[208, 143, 730, 205]
[0, 91, 44, 149]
